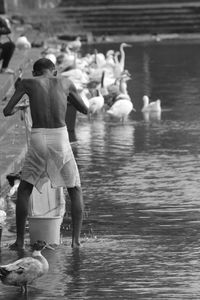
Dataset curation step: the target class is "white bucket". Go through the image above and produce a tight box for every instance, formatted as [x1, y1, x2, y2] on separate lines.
[29, 216, 62, 245]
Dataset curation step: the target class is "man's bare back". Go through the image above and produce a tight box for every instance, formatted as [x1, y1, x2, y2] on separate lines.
[3, 75, 88, 128]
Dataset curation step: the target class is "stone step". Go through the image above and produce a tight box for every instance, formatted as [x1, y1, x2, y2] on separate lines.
[60, 0, 197, 6]
[54, 3, 200, 36]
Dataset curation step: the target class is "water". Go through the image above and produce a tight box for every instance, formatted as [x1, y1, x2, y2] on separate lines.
[1, 40, 200, 299]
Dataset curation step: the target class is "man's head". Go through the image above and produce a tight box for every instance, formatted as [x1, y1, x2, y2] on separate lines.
[32, 58, 57, 77]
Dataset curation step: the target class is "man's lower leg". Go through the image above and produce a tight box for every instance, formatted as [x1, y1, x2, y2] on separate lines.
[12, 181, 33, 249]
[67, 186, 84, 247]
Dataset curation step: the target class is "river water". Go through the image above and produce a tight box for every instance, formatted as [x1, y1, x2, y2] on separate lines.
[1, 40, 200, 299]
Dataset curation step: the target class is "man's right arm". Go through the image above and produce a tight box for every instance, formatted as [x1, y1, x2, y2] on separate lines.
[3, 81, 26, 116]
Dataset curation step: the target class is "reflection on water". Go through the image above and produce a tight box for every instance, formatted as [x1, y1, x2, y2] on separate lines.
[1, 40, 200, 299]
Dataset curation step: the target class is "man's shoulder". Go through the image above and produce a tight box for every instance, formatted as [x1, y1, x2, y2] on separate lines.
[20, 77, 42, 89]
[59, 75, 73, 89]
[58, 75, 72, 83]
[21, 77, 36, 84]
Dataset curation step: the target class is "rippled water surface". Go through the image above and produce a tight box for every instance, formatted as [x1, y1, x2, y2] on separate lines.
[1, 41, 200, 300]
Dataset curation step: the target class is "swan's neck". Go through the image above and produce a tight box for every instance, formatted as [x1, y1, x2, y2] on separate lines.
[32, 250, 42, 257]
[101, 71, 105, 88]
[120, 80, 128, 94]
[143, 97, 149, 108]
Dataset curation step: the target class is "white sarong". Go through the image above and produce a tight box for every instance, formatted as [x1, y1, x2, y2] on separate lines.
[21, 126, 81, 193]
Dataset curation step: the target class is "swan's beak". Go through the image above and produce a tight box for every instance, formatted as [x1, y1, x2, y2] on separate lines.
[132, 107, 136, 112]
[45, 244, 55, 250]
[125, 43, 132, 47]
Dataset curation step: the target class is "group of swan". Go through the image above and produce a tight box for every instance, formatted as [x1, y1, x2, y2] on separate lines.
[40, 38, 162, 122]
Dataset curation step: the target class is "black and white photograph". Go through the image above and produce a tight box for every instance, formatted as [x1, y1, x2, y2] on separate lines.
[0, 0, 200, 299]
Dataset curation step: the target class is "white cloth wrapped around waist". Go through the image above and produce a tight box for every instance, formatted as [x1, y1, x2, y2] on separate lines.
[21, 126, 81, 193]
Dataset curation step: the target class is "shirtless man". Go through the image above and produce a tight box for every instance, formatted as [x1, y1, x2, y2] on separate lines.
[3, 58, 88, 250]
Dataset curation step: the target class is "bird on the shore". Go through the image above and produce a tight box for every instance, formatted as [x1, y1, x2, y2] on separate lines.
[141, 95, 161, 112]
[16, 35, 31, 50]
[0, 240, 49, 294]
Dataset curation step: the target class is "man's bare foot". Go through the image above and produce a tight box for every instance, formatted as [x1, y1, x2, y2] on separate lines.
[71, 242, 82, 249]
[9, 242, 24, 251]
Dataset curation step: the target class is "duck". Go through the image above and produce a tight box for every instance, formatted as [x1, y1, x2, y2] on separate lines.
[141, 95, 161, 112]
[0, 240, 49, 294]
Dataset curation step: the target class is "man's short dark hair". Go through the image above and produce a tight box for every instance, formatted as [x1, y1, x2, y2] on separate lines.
[33, 58, 55, 73]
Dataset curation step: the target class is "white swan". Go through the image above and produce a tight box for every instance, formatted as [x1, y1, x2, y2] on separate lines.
[117, 43, 132, 73]
[141, 95, 161, 112]
[45, 53, 57, 65]
[107, 94, 135, 123]
[67, 36, 82, 52]
[88, 88, 104, 117]
[94, 49, 106, 68]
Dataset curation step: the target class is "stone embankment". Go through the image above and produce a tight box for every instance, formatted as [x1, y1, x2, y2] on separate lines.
[57, 0, 200, 37]
[0, 47, 41, 195]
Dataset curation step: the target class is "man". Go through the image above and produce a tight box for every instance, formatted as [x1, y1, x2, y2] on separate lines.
[3, 58, 88, 250]
[0, 16, 15, 73]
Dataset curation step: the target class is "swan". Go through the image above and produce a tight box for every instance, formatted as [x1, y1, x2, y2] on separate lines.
[67, 36, 82, 52]
[0, 240, 49, 294]
[94, 49, 106, 68]
[98, 70, 108, 96]
[88, 88, 104, 117]
[107, 97, 135, 123]
[118, 70, 131, 95]
[117, 43, 132, 73]
[57, 45, 77, 71]
[106, 69, 131, 105]
[45, 53, 57, 65]
[141, 95, 161, 112]
[62, 67, 89, 91]
[105, 49, 115, 67]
